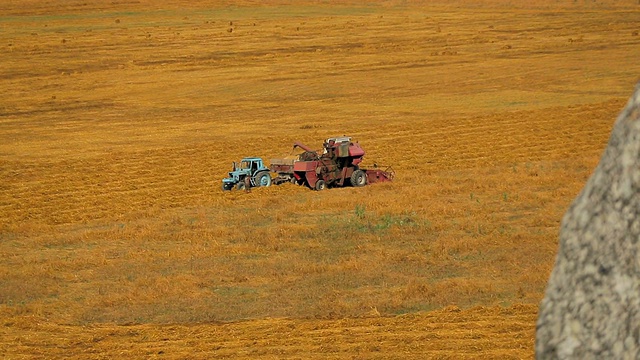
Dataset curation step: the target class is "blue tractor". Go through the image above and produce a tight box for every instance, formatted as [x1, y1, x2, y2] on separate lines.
[222, 157, 272, 191]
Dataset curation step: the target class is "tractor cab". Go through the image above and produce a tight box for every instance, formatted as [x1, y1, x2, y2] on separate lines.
[235, 159, 253, 170]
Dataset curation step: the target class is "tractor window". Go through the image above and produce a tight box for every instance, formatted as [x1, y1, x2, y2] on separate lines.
[239, 161, 250, 169]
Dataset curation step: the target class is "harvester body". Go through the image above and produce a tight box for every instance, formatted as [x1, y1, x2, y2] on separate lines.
[271, 137, 394, 191]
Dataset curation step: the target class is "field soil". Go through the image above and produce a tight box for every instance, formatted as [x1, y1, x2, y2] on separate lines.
[1, 0, 640, 358]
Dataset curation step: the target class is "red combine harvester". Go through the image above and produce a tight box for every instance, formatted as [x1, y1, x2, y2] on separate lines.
[270, 136, 394, 191]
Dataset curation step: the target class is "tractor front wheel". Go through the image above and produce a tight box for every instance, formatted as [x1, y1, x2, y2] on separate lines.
[222, 183, 233, 191]
[315, 180, 326, 191]
[351, 170, 367, 187]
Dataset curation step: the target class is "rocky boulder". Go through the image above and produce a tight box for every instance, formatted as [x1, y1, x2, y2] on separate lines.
[536, 84, 640, 358]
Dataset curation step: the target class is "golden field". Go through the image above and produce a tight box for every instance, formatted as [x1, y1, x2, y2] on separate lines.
[1, 0, 639, 358]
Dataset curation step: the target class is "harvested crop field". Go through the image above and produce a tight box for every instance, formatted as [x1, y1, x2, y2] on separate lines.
[1, 0, 640, 358]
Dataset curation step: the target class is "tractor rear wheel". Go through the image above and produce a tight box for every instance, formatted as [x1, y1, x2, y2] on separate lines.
[255, 171, 272, 187]
[351, 170, 367, 187]
[315, 180, 326, 191]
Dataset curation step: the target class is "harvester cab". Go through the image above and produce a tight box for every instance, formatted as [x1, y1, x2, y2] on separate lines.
[222, 157, 272, 191]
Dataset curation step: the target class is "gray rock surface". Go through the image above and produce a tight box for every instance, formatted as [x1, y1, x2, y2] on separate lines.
[536, 84, 640, 359]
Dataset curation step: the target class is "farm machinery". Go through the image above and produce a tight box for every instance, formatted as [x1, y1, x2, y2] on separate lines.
[222, 137, 394, 191]
[221, 157, 272, 191]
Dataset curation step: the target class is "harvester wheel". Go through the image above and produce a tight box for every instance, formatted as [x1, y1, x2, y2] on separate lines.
[315, 180, 326, 191]
[351, 170, 367, 187]
[255, 171, 272, 187]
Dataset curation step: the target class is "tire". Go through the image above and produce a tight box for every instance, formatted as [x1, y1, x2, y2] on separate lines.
[222, 183, 232, 191]
[351, 169, 367, 187]
[255, 172, 272, 187]
[315, 180, 326, 191]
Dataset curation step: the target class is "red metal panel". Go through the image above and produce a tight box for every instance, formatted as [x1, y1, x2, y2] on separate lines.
[348, 144, 365, 157]
[305, 171, 318, 187]
[293, 161, 318, 172]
